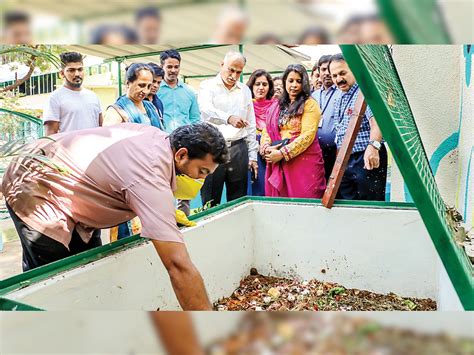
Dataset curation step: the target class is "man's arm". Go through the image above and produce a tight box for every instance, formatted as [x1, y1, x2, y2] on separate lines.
[244, 97, 258, 162]
[126, 182, 212, 310]
[369, 116, 383, 142]
[150, 312, 204, 355]
[152, 240, 212, 310]
[189, 92, 201, 124]
[43, 94, 60, 136]
[197, 81, 230, 124]
[364, 115, 383, 170]
[44, 121, 60, 136]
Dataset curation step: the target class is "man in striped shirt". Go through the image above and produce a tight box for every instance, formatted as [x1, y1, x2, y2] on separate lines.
[328, 53, 387, 201]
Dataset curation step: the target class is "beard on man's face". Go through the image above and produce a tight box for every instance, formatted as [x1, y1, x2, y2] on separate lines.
[66, 76, 83, 88]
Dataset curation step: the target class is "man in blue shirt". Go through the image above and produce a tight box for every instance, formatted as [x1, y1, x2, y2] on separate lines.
[328, 53, 387, 201]
[158, 49, 201, 215]
[157, 49, 201, 134]
[311, 54, 342, 182]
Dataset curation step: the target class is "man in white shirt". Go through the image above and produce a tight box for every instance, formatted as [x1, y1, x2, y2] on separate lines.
[43, 52, 103, 136]
[198, 51, 258, 206]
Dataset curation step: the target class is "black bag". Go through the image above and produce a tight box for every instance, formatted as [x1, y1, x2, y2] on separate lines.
[270, 138, 290, 147]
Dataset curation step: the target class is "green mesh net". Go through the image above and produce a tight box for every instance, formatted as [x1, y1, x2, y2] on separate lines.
[341, 45, 473, 309]
[377, 0, 451, 43]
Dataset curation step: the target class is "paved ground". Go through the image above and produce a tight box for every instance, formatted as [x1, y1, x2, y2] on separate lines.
[0, 240, 22, 280]
[1, 220, 112, 281]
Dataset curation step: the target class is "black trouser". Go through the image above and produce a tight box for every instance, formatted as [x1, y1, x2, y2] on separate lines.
[336, 144, 388, 201]
[201, 139, 249, 207]
[322, 145, 337, 183]
[6, 204, 102, 272]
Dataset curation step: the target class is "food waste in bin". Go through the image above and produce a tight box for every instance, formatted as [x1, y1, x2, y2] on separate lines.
[207, 313, 472, 355]
[214, 273, 436, 311]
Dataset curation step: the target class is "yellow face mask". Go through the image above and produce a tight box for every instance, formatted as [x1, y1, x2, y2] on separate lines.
[174, 174, 204, 200]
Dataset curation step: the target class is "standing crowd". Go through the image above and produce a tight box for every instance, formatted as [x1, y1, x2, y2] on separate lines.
[0, 48, 387, 308]
[44, 49, 388, 208]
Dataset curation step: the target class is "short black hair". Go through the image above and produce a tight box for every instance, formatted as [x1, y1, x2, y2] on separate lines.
[147, 62, 164, 78]
[273, 76, 282, 82]
[59, 52, 84, 68]
[328, 53, 345, 73]
[90, 24, 138, 44]
[254, 33, 282, 44]
[124, 63, 153, 83]
[318, 54, 333, 67]
[4, 11, 30, 26]
[136, 6, 161, 22]
[298, 26, 330, 44]
[160, 49, 181, 65]
[169, 123, 229, 164]
[340, 14, 381, 33]
[311, 62, 319, 75]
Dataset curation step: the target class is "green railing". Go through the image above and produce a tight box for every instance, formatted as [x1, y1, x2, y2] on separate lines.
[342, 45, 472, 309]
[377, 0, 451, 43]
[0, 108, 43, 174]
[0, 62, 112, 96]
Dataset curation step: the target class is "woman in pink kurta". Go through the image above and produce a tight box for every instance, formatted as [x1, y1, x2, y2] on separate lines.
[260, 64, 326, 198]
[246, 69, 276, 196]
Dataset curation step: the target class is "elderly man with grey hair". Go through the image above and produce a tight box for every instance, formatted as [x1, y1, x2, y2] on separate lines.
[198, 51, 258, 207]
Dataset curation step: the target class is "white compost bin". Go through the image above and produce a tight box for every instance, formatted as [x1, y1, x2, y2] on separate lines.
[0, 198, 464, 310]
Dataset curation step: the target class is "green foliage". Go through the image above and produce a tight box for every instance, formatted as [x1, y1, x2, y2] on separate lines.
[190, 200, 215, 215]
[0, 45, 63, 72]
[0, 93, 40, 138]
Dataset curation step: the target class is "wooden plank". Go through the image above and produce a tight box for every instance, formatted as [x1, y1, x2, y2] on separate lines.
[322, 90, 367, 208]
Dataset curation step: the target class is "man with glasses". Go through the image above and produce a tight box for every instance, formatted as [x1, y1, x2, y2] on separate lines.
[198, 51, 258, 207]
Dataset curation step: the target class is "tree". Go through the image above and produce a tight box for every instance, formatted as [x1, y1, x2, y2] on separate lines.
[0, 45, 62, 93]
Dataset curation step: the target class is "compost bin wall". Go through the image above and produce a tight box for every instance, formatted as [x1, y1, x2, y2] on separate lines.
[1, 201, 460, 310]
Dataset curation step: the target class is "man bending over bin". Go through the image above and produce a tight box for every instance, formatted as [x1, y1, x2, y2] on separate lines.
[1, 122, 229, 310]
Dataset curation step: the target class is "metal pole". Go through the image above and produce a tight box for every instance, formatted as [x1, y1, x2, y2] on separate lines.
[117, 59, 123, 97]
[238, 44, 244, 83]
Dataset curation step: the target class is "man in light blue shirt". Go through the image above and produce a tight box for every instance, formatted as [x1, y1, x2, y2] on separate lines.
[157, 49, 201, 134]
[311, 54, 342, 182]
[158, 49, 201, 216]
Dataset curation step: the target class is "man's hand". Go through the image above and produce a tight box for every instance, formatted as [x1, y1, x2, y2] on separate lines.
[265, 149, 284, 164]
[152, 240, 212, 310]
[249, 160, 258, 180]
[175, 210, 196, 227]
[364, 145, 380, 170]
[227, 115, 249, 129]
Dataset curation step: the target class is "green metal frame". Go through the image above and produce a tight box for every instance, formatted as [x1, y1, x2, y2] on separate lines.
[0, 109, 43, 156]
[0, 196, 418, 310]
[341, 45, 473, 310]
[377, 0, 451, 43]
[0, 297, 43, 311]
[0, 108, 43, 127]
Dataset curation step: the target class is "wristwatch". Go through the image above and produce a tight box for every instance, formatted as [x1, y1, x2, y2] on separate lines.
[369, 140, 382, 150]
